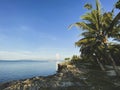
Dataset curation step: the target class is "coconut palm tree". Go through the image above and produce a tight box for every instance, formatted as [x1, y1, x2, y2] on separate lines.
[70, 0, 120, 75]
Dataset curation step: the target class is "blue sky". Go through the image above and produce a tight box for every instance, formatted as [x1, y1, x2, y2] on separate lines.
[0, 0, 118, 60]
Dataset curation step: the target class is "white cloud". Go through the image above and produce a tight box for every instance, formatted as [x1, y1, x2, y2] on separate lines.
[0, 51, 55, 60]
[0, 47, 65, 60]
[0, 48, 79, 61]
[56, 53, 60, 60]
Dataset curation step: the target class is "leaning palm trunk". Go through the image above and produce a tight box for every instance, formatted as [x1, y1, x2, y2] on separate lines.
[103, 12, 120, 76]
[108, 53, 120, 76]
[94, 51, 106, 71]
[96, 57, 106, 71]
[104, 43, 120, 76]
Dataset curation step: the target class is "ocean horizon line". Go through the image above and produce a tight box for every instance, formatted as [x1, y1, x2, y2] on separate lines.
[0, 59, 63, 62]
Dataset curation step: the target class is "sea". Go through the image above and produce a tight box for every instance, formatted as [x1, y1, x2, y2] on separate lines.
[0, 60, 60, 83]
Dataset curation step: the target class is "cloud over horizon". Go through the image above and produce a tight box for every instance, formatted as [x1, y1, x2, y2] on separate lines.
[0, 50, 55, 60]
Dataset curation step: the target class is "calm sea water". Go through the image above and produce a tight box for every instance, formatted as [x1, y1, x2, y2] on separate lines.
[0, 61, 58, 83]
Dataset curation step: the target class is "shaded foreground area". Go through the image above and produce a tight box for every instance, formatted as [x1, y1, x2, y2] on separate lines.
[0, 61, 120, 90]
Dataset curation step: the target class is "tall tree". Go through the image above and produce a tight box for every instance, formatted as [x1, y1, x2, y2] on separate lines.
[70, 0, 120, 75]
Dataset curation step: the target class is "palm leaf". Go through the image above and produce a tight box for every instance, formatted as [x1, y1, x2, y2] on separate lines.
[84, 3, 92, 10]
[69, 22, 95, 32]
[75, 37, 96, 47]
[106, 12, 120, 35]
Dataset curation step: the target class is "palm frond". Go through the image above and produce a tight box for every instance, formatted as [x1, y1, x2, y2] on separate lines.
[84, 3, 92, 10]
[96, 0, 101, 13]
[81, 10, 101, 30]
[81, 31, 96, 38]
[96, 0, 101, 30]
[75, 37, 96, 47]
[106, 12, 120, 35]
[115, 0, 120, 9]
[69, 22, 95, 31]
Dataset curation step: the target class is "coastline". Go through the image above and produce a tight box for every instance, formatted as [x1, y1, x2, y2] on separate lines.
[0, 62, 87, 90]
[0, 61, 120, 90]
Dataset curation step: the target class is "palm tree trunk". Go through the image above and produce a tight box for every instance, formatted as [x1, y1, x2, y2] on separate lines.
[108, 54, 120, 76]
[94, 52, 106, 71]
[96, 58, 106, 71]
[104, 43, 120, 76]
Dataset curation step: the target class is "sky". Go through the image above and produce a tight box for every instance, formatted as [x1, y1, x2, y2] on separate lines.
[0, 0, 118, 60]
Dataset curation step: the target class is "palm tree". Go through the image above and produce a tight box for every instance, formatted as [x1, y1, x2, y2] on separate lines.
[70, 0, 120, 75]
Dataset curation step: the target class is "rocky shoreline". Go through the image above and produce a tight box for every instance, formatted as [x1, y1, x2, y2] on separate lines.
[0, 62, 89, 90]
[0, 62, 120, 90]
